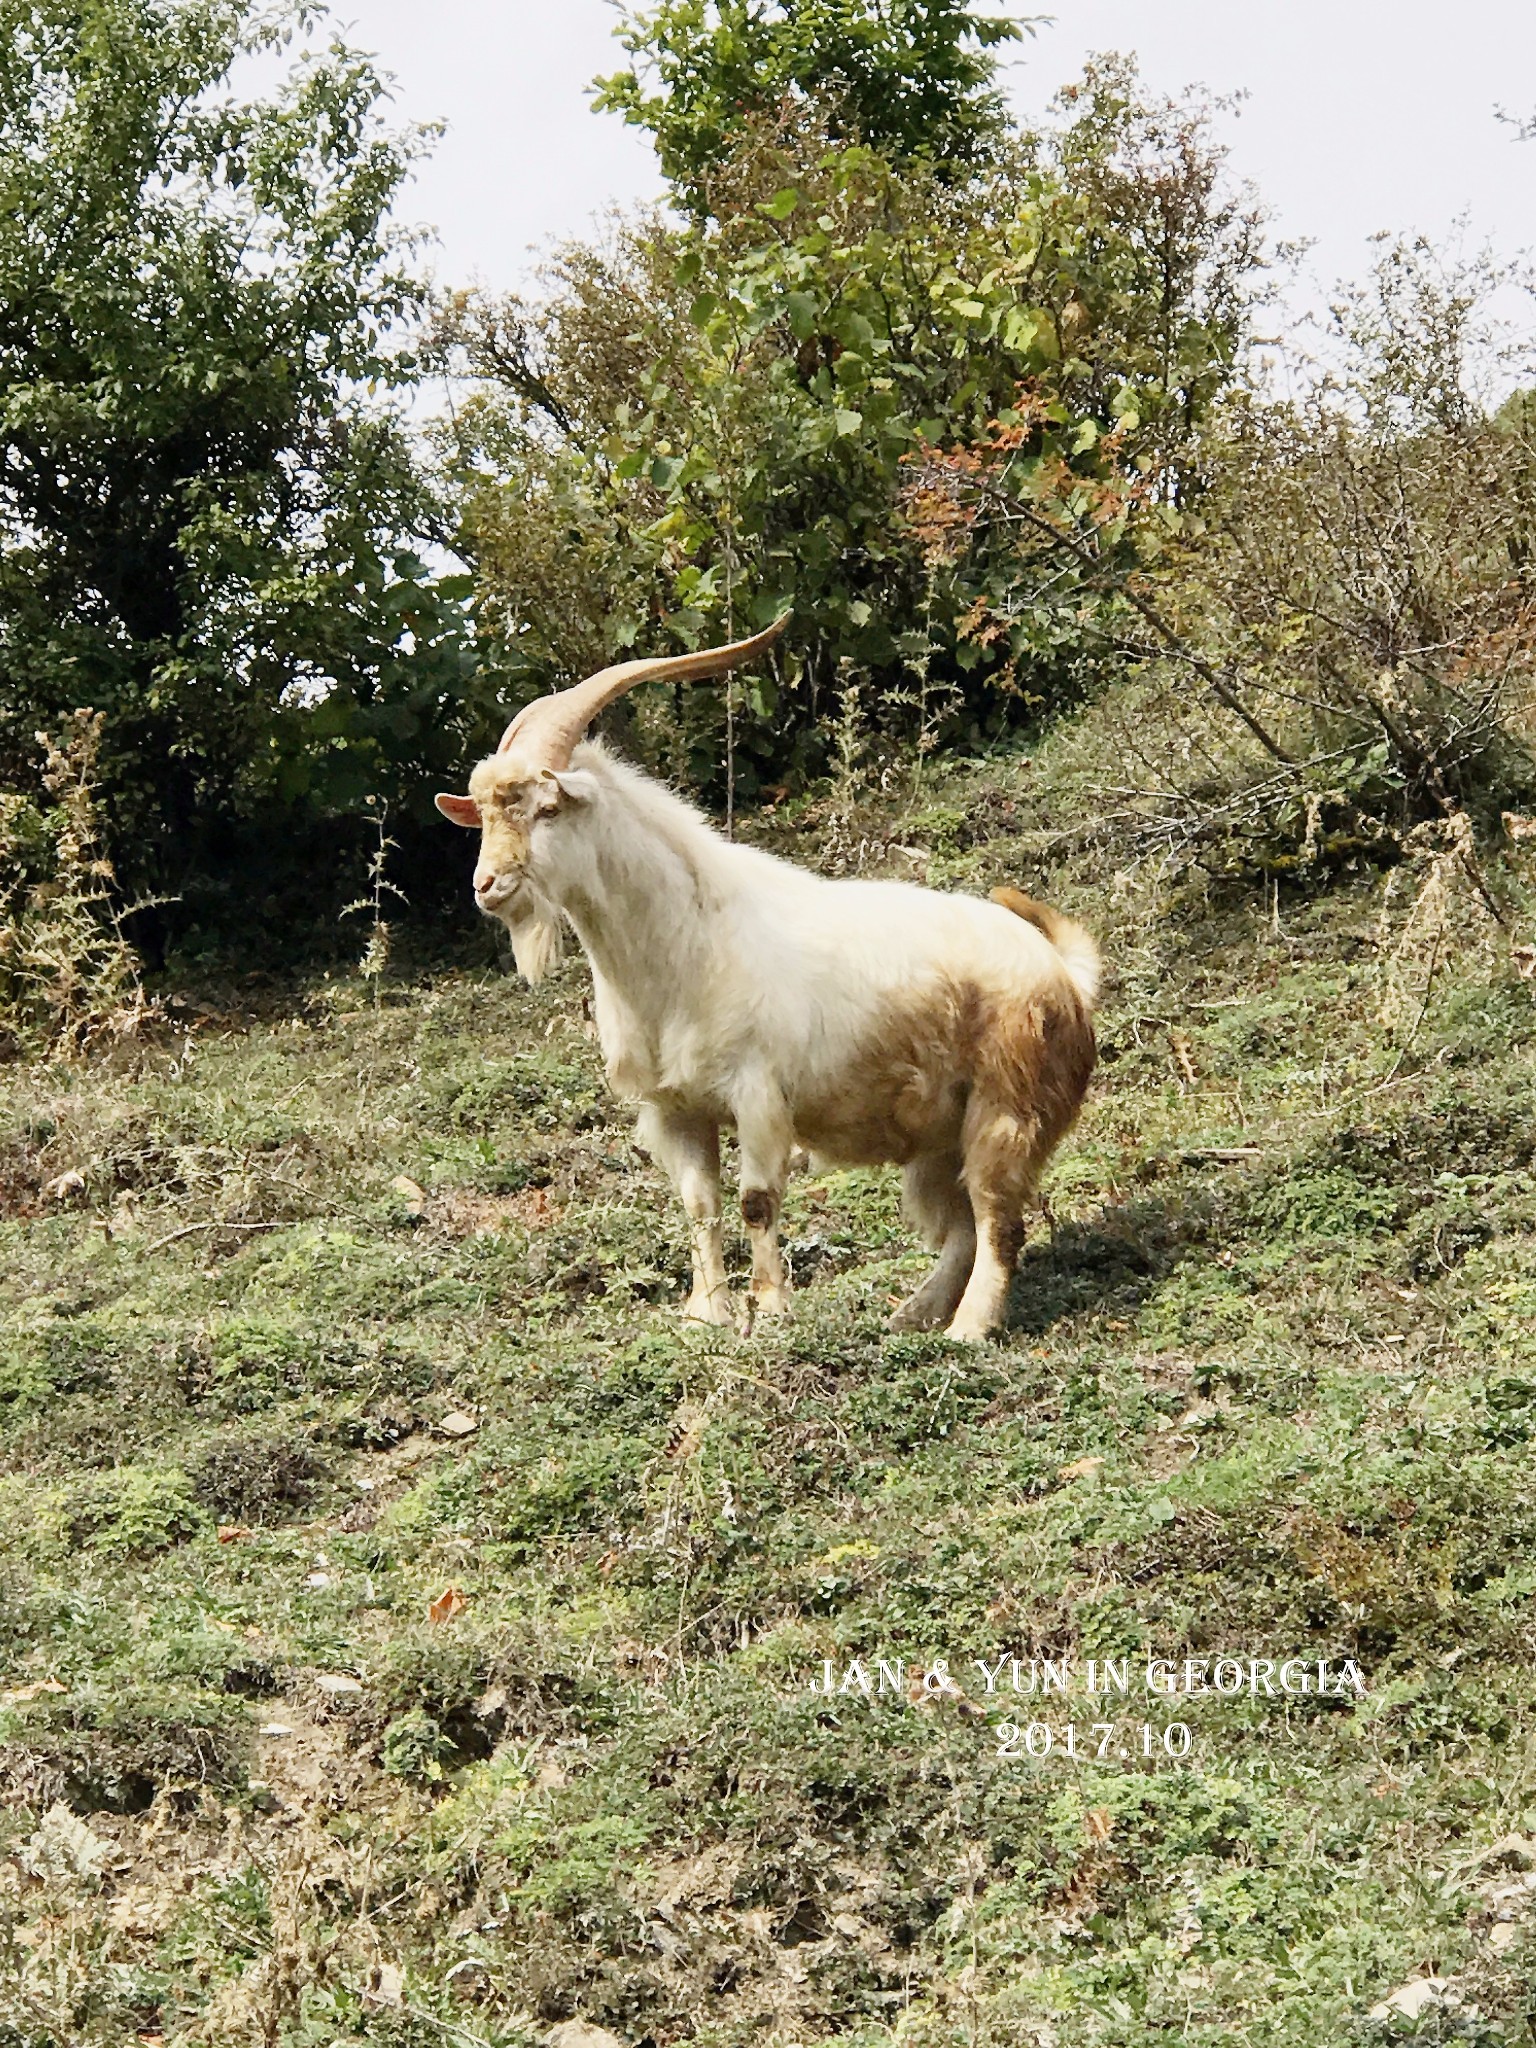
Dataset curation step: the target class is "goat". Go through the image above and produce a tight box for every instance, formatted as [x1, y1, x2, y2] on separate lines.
[435, 618, 1099, 1340]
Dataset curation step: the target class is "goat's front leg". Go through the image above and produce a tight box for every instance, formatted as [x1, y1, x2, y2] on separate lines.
[734, 1072, 795, 1321]
[637, 1102, 732, 1326]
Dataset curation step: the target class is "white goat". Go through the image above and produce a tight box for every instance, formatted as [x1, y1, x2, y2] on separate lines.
[436, 618, 1099, 1340]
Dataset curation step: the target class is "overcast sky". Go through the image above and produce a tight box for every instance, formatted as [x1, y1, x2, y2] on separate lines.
[317, 1, 1534, 327]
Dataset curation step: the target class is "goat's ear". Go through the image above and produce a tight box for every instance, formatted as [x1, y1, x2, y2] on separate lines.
[434, 793, 481, 828]
[534, 768, 600, 811]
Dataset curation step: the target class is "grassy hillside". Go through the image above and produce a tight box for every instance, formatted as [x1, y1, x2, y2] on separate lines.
[4, 724, 1536, 2048]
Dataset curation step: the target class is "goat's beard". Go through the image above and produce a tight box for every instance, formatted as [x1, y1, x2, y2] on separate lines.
[505, 891, 563, 983]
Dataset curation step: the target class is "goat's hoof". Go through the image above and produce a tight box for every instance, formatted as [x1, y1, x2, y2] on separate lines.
[888, 1294, 946, 1333]
[737, 1290, 790, 1338]
[682, 1291, 735, 1328]
[943, 1310, 996, 1344]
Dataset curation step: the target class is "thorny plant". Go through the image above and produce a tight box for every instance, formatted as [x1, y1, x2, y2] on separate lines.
[342, 798, 409, 1007]
[0, 711, 156, 1057]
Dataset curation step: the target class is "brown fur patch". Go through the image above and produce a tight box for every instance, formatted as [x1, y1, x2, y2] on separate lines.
[466, 760, 537, 873]
[990, 886, 1074, 952]
[789, 968, 1094, 1184]
[791, 979, 979, 1166]
[965, 982, 1096, 1213]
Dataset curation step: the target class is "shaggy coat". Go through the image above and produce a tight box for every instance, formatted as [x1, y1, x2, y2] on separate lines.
[440, 735, 1098, 1341]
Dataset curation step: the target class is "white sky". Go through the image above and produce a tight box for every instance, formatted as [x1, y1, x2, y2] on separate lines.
[319, 0, 1536, 324]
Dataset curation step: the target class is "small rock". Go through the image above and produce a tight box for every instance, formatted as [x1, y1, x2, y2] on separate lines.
[362, 1961, 405, 2009]
[259, 1722, 294, 1738]
[545, 2024, 628, 2048]
[1489, 1919, 1520, 1952]
[315, 1673, 363, 1696]
[1368, 1976, 1448, 2021]
[439, 1411, 479, 1438]
[390, 1176, 427, 1218]
[305, 1571, 330, 1589]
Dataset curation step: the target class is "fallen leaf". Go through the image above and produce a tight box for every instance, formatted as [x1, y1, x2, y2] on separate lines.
[438, 1410, 478, 1437]
[43, 1168, 86, 1202]
[1489, 1920, 1519, 1953]
[21, 1804, 114, 1883]
[1513, 943, 1536, 980]
[1084, 1808, 1115, 1842]
[507, 1185, 555, 1228]
[217, 1525, 252, 1544]
[305, 1571, 331, 1588]
[1058, 1456, 1104, 1480]
[1503, 811, 1536, 841]
[260, 1722, 294, 1737]
[428, 1585, 467, 1625]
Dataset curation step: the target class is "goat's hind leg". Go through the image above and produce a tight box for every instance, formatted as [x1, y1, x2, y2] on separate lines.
[637, 1101, 733, 1326]
[947, 1099, 1044, 1343]
[891, 1151, 976, 1332]
[735, 1070, 796, 1321]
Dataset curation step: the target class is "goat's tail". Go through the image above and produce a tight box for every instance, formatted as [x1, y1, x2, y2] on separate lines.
[991, 886, 1101, 1009]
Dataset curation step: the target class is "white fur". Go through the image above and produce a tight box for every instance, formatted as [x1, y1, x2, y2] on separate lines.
[468, 738, 1098, 1335]
[508, 742, 1088, 1090]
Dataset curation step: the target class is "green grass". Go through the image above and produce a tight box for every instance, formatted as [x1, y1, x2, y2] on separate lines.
[4, 741, 1536, 2046]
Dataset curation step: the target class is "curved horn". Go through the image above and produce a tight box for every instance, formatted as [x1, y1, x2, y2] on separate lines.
[498, 612, 791, 769]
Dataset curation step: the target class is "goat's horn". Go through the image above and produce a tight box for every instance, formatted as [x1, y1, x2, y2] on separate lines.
[497, 611, 792, 769]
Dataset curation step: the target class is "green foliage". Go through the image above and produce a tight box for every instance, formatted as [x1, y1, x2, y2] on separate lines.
[441, 61, 1262, 797]
[64, 1465, 210, 1558]
[1002, 238, 1536, 889]
[0, 0, 485, 902]
[381, 1707, 453, 1783]
[594, 0, 1027, 211]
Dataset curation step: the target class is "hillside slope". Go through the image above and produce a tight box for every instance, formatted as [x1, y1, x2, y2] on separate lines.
[4, 735, 1536, 2048]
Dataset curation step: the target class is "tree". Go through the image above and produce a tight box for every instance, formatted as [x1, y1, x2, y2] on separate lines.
[593, 0, 1028, 212]
[0, 0, 481, 910]
[436, 63, 1265, 800]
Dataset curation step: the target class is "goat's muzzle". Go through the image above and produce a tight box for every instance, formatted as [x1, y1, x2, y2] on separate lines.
[473, 866, 519, 915]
